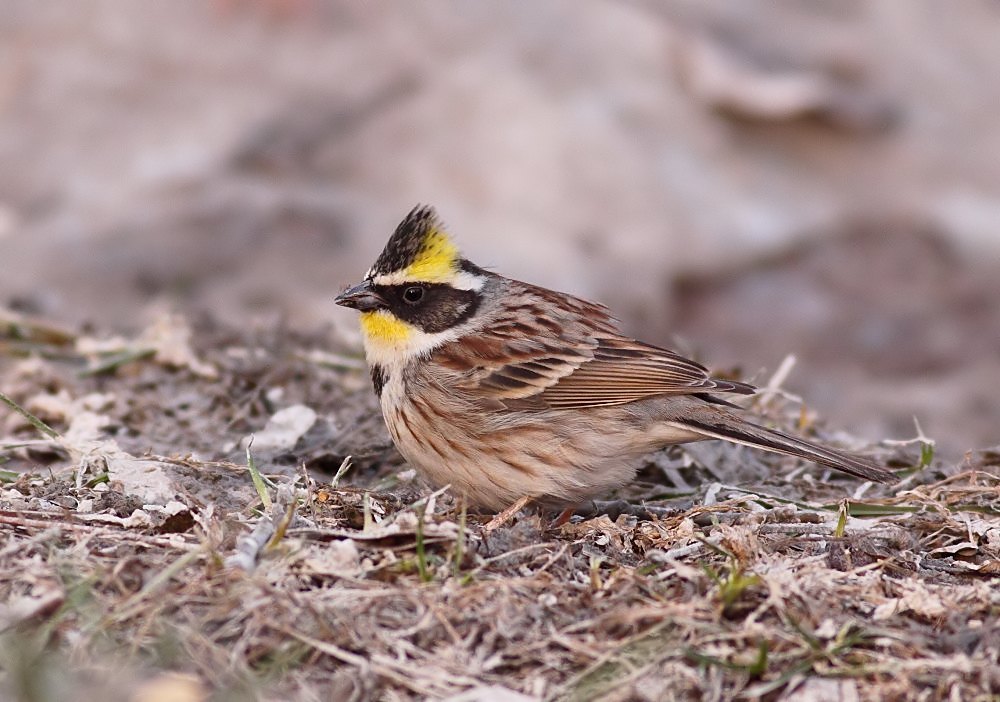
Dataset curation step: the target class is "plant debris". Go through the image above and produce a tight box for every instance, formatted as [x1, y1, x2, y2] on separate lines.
[0, 311, 997, 700]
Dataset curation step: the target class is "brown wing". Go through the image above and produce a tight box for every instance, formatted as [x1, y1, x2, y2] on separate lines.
[431, 282, 755, 410]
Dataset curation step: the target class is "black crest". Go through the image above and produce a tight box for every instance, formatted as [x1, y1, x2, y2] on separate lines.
[369, 205, 442, 278]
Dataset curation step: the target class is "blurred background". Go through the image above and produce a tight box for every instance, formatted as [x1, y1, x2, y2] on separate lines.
[1, 1, 998, 456]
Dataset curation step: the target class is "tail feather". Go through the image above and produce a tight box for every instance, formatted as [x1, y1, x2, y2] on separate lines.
[674, 418, 898, 484]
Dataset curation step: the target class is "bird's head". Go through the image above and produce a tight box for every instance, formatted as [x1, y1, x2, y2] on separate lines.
[335, 206, 487, 366]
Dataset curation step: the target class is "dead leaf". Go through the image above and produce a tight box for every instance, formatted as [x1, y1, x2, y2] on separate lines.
[241, 404, 317, 452]
[299, 539, 361, 577]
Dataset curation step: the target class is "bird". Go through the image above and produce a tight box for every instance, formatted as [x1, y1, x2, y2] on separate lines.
[335, 205, 897, 518]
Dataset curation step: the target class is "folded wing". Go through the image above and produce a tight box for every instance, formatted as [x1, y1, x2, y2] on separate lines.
[431, 282, 755, 410]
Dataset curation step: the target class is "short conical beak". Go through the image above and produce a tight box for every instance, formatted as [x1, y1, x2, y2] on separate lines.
[335, 280, 385, 312]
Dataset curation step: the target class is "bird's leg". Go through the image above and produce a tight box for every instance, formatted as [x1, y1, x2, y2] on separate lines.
[578, 499, 658, 521]
[548, 506, 577, 528]
[561, 500, 671, 524]
[483, 495, 531, 532]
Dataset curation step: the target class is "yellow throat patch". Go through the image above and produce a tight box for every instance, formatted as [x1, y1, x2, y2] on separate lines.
[359, 310, 411, 348]
[403, 228, 460, 283]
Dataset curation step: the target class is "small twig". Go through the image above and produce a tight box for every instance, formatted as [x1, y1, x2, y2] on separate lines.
[386, 484, 452, 529]
[483, 495, 532, 532]
[300, 462, 316, 522]
[265, 498, 297, 551]
[657, 540, 712, 560]
[754, 354, 802, 409]
[655, 461, 694, 492]
[882, 416, 936, 449]
[362, 492, 374, 532]
[535, 543, 569, 574]
[451, 497, 467, 577]
[329, 455, 353, 488]
[226, 516, 276, 572]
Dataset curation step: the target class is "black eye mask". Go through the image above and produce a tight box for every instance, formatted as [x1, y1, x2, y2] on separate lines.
[372, 283, 482, 334]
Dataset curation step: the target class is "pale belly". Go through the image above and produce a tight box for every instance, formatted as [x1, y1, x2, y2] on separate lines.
[378, 375, 704, 510]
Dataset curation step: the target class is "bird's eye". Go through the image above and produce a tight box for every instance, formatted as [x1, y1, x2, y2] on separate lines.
[402, 286, 425, 304]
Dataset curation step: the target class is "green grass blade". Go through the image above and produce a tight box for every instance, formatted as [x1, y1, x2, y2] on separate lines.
[0, 390, 60, 439]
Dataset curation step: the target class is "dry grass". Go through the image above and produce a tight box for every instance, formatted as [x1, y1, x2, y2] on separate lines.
[0, 310, 998, 701]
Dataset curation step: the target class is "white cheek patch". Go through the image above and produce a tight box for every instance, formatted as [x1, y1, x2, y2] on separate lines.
[361, 321, 465, 369]
[406, 326, 465, 358]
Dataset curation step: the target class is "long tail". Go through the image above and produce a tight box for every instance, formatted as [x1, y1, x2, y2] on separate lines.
[672, 415, 898, 484]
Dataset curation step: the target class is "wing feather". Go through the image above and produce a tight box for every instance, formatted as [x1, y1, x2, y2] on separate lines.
[431, 281, 755, 410]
